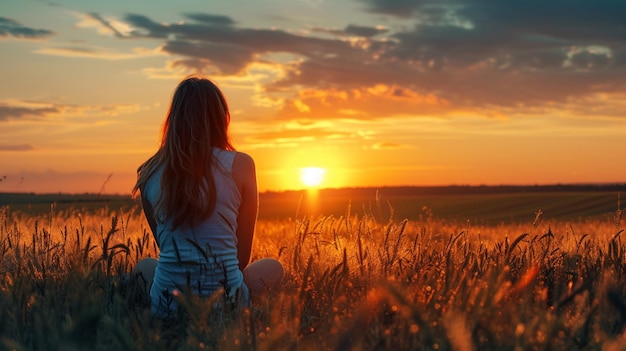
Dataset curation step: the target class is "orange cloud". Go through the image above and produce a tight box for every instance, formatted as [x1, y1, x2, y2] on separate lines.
[0, 99, 144, 121]
[0, 144, 35, 152]
[371, 141, 409, 150]
[275, 85, 450, 121]
[34, 44, 161, 60]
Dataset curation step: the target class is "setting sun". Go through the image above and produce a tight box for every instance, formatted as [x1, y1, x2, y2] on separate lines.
[300, 167, 326, 188]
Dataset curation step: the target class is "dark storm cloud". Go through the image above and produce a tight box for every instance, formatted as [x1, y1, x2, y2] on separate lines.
[358, 0, 422, 18]
[84, 12, 127, 38]
[125, 12, 355, 74]
[344, 25, 387, 37]
[458, 0, 626, 45]
[0, 17, 54, 39]
[0, 101, 138, 121]
[313, 24, 388, 38]
[359, 0, 626, 66]
[125, 14, 170, 38]
[361, 0, 626, 34]
[162, 40, 255, 75]
[341, 0, 626, 109]
[356, 0, 626, 107]
[183, 13, 235, 26]
[361, 0, 626, 56]
[126, 12, 350, 53]
[120, 2, 626, 116]
[312, 24, 387, 38]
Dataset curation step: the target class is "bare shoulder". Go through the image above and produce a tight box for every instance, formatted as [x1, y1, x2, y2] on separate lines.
[232, 152, 257, 192]
[233, 152, 255, 172]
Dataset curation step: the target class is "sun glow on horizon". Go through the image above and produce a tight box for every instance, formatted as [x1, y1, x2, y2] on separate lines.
[300, 167, 326, 188]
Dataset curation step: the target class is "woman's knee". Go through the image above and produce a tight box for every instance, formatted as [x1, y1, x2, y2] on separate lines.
[243, 258, 284, 296]
[134, 257, 158, 288]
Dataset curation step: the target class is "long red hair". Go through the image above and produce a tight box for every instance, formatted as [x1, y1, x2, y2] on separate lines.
[133, 76, 235, 229]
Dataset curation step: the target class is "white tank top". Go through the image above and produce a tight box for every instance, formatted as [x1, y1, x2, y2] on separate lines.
[143, 148, 244, 318]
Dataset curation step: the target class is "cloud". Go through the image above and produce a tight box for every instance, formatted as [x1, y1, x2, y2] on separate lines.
[274, 1, 626, 112]
[0, 103, 58, 121]
[0, 17, 54, 39]
[241, 118, 358, 147]
[124, 14, 172, 38]
[312, 24, 388, 38]
[75, 12, 133, 38]
[344, 24, 388, 38]
[358, 0, 422, 18]
[240, 118, 421, 151]
[0, 99, 144, 122]
[458, 1, 626, 45]
[274, 85, 449, 121]
[124, 12, 355, 75]
[0, 144, 35, 151]
[34, 45, 155, 60]
[371, 142, 409, 150]
[160, 40, 255, 75]
[183, 13, 236, 26]
[110, 4, 625, 120]
[360, 0, 626, 39]
[34, 12, 163, 60]
[249, 128, 351, 143]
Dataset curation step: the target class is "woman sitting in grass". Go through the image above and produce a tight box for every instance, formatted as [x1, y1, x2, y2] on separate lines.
[132, 76, 283, 319]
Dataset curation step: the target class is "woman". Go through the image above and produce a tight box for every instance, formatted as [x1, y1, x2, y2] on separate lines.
[132, 76, 283, 319]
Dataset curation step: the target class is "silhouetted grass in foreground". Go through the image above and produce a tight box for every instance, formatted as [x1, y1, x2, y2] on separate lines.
[0, 202, 625, 350]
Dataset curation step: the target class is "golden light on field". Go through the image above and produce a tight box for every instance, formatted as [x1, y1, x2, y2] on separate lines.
[300, 167, 326, 188]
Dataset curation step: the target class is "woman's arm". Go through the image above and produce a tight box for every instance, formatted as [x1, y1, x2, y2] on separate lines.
[232, 152, 258, 271]
[140, 191, 158, 238]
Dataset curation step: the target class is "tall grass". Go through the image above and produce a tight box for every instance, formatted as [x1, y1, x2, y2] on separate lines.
[0, 201, 625, 350]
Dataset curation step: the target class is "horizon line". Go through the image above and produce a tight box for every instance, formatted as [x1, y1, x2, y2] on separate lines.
[1, 181, 625, 197]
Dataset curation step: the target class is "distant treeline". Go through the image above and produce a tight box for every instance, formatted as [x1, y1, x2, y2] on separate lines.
[0, 192, 134, 206]
[1, 183, 624, 222]
[2, 183, 625, 205]
[263, 183, 626, 199]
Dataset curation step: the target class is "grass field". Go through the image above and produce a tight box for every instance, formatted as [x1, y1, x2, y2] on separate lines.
[0, 188, 625, 350]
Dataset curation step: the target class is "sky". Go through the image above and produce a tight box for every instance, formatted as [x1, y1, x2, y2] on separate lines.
[0, 0, 625, 194]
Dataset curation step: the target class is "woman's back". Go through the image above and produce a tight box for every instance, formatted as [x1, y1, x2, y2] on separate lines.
[143, 148, 244, 318]
[133, 76, 282, 323]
